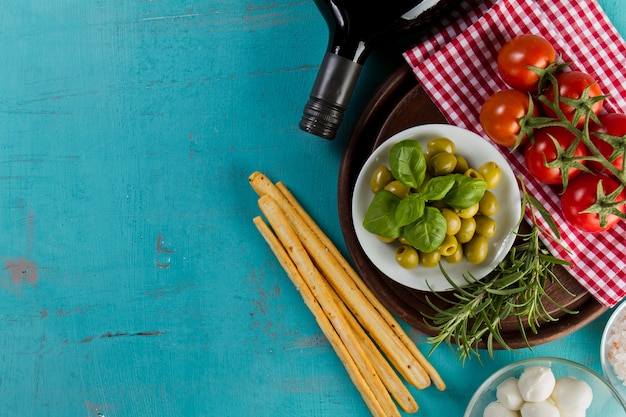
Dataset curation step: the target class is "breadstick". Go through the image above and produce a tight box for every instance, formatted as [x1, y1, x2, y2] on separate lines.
[252, 216, 390, 417]
[335, 288, 418, 413]
[256, 196, 401, 417]
[249, 172, 430, 389]
[253, 216, 418, 413]
[276, 181, 446, 391]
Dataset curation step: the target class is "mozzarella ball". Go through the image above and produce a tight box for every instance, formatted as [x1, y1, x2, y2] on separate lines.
[518, 367, 556, 402]
[483, 401, 518, 417]
[558, 409, 586, 417]
[551, 377, 592, 411]
[520, 400, 560, 417]
[496, 377, 524, 410]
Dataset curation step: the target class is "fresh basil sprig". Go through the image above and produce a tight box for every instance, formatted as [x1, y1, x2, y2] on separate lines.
[389, 139, 427, 188]
[443, 174, 488, 209]
[403, 206, 448, 252]
[363, 190, 401, 239]
[363, 139, 488, 253]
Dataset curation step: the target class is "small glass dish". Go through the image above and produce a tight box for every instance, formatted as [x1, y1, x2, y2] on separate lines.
[601, 300, 626, 403]
[464, 357, 626, 417]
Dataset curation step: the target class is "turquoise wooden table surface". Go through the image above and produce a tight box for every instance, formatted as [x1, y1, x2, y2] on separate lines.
[1, 1, 625, 416]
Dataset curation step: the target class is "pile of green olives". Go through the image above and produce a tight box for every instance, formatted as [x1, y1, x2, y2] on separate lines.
[369, 137, 502, 269]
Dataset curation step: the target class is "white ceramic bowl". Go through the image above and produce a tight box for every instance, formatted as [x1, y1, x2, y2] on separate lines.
[352, 124, 521, 291]
[601, 300, 626, 403]
[465, 357, 626, 417]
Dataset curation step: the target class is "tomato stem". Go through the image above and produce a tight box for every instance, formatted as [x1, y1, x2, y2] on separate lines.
[515, 66, 626, 226]
[581, 182, 626, 227]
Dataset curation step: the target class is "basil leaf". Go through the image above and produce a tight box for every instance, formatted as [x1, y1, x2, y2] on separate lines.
[403, 206, 447, 253]
[363, 190, 401, 239]
[421, 175, 456, 201]
[395, 193, 426, 228]
[443, 174, 488, 209]
[389, 140, 426, 189]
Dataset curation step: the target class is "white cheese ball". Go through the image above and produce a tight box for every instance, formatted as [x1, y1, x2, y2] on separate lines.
[551, 377, 593, 411]
[496, 377, 524, 411]
[518, 366, 556, 402]
[558, 409, 586, 417]
[520, 400, 560, 417]
[483, 401, 518, 417]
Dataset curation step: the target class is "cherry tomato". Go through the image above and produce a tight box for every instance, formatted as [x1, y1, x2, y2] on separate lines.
[542, 71, 604, 127]
[589, 113, 626, 173]
[497, 34, 556, 93]
[479, 89, 538, 147]
[561, 173, 625, 232]
[524, 126, 587, 184]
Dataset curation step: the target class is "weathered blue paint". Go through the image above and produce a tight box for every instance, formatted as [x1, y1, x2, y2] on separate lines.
[0, 1, 623, 416]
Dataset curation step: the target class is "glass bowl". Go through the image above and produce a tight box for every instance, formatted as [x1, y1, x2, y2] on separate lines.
[464, 357, 626, 417]
[351, 124, 521, 292]
[601, 300, 626, 403]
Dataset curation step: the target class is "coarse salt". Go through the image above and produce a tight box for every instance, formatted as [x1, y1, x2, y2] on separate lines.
[607, 313, 626, 385]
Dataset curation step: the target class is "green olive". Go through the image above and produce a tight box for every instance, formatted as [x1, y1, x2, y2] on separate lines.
[454, 155, 470, 173]
[456, 217, 476, 243]
[377, 235, 396, 243]
[395, 245, 419, 269]
[426, 137, 455, 155]
[478, 190, 499, 216]
[474, 215, 497, 238]
[464, 168, 485, 180]
[438, 235, 458, 257]
[478, 161, 502, 189]
[423, 152, 432, 169]
[384, 180, 410, 198]
[420, 250, 441, 267]
[370, 165, 394, 193]
[444, 244, 463, 264]
[441, 208, 461, 236]
[455, 202, 479, 219]
[464, 235, 489, 264]
[430, 151, 457, 175]
[398, 235, 411, 245]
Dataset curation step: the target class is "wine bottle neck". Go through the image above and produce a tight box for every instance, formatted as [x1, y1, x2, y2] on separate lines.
[328, 39, 369, 64]
[300, 0, 461, 139]
[299, 53, 363, 140]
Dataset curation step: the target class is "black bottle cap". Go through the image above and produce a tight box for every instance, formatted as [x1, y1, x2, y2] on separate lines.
[299, 53, 362, 140]
[299, 97, 344, 139]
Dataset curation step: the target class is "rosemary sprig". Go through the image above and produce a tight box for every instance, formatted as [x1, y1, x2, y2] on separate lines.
[423, 179, 577, 363]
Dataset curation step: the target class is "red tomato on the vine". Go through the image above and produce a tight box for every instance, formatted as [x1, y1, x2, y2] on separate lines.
[479, 89, 538, 148]
[589, 113, 626, 173]
[497, 34, 556, 93]
[524, 126, 587, 184]
[561, 173, 626, 232]
[542, 71, 604, 127]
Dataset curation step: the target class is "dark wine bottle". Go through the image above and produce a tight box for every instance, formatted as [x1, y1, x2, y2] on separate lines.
[299, 0, 459, 140]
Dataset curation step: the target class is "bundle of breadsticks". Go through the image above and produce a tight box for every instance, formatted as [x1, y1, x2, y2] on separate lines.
[249, 171, 445, 417]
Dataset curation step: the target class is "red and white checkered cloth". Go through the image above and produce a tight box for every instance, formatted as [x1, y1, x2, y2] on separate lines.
[403, 0, 626, 307]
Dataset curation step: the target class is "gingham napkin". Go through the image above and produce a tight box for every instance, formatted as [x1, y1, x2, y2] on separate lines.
[403, 0, 626, 307]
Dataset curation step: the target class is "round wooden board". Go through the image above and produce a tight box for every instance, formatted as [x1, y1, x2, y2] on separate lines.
[337, 64, 607, 349]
